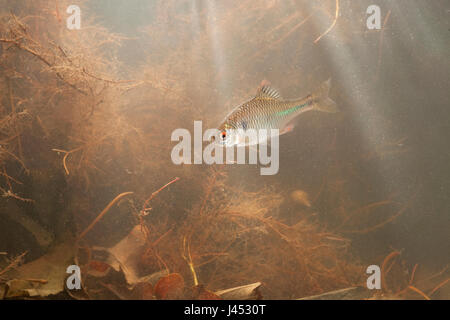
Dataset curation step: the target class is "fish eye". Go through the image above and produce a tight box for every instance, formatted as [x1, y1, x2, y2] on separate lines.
[221, 131, 227, 139]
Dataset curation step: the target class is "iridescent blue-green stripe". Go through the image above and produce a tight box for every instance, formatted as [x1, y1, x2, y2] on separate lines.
[275, 101, 311, 116]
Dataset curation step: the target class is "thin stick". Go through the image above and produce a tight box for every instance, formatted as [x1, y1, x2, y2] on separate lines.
[344, 191, 415, 234]
[182, 235, 199, 286]
[0, 171, 23, 185]
[429, 278, 450, 297]
[100, 282, 127, 300]
[78, 192, 134, 241]
[415, 265, 449, 287]
[0, 38, 88, 95]
[2, 190, 34, 203]
[338, 200, 393, 230]
[138, 177, 180, 242]
[246, 11, 315, 62]
[270, 12, 302, 35]
[381, 251, 400, 291]
[314, 0, 339, 44]
[154, 251, 170, 274]
[23, 278, 48, 284]
[312, 176, 326, 204]
[141, 177, 180, 213]
[409, 263, 418, 285]
[81, 67, 136, 84]
[152, 228, 173, 247]
[62, 153, 70, 175]
[7, 78, 24, 162]
[1, 147, 28, 173]
[407, 286, 431, 300]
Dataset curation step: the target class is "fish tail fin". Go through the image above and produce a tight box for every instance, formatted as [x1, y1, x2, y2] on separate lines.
[312, 78, 338, 113]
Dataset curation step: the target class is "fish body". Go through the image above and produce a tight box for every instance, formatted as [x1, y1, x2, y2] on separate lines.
[217, 79, 337, 146]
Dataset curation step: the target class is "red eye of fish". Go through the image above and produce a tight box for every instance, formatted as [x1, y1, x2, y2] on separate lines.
[221, 131, 227, 139]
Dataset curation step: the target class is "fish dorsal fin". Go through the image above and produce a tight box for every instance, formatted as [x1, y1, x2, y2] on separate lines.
[255, 83, 281, 100]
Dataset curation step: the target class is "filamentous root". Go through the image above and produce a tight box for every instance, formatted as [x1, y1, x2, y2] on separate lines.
[314, 0, 339, 44]
[78, 191, 134, 241]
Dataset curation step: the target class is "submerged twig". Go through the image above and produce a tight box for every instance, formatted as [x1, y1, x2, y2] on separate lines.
[381, 250, 400, 292]
[343, 186, 418, 234]
[52, 147, 83, 175]
[0, 170, 23, 185]
[78, 191, 134, 241]
[314, 0, 339, 44]
[409, 263, 419, 285]
[0, 147, 29, 173]
[0, 252, 27, 277]
[1, 189, 34, 203]
[182, 235, 199, 287]
[272, 12, 314, 47]
[407, 285, 431, 300]
[99, 282, 127, 300]
[337, 200, 393, 231]
[7, 78, 24, 162]
[22, 278, 48, 284]
[141, 177, 180, 215]
[0, 37, 88, 96]
[429, 278, 450, 297]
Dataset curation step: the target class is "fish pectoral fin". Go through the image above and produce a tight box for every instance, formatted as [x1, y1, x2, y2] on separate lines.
[280, 123, 296, 135]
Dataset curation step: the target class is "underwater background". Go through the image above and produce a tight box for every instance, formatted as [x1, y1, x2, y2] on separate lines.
[0, 0, 448, 299]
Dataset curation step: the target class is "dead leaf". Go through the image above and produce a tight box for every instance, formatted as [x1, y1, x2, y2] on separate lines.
[132, 282, 154, 300]
[193, 285, 221, 300]
[215, 282, 262, 300]
[154, 273, 184, 299]
[105, 225, 147, 284]
[4, 242, 75, 298]
[87, 260, 111, 277]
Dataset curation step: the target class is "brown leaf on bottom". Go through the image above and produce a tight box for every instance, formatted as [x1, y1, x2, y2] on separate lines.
[154, 273, 185, 299]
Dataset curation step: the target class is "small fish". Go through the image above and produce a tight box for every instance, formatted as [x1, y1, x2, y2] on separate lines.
[217, 79, 338, 146]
